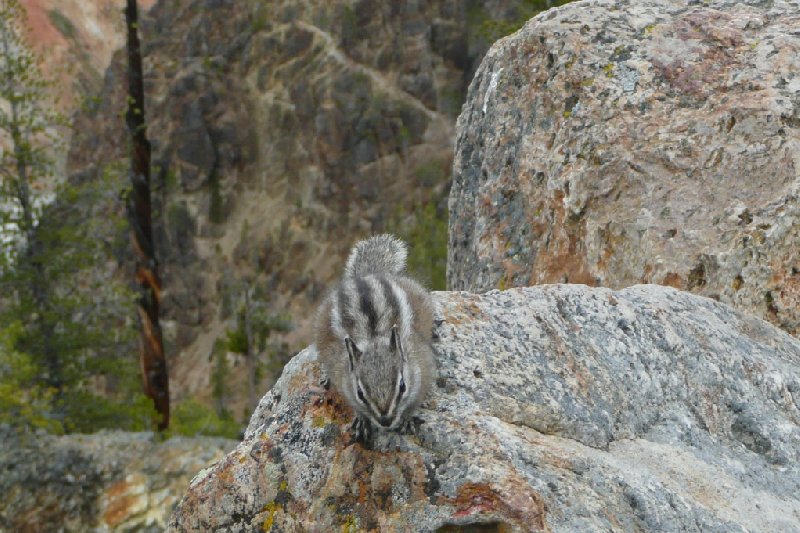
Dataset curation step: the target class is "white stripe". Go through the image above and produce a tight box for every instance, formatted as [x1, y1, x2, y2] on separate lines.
[366, 275, 390, 333]
[388, 278, 413, 341]
[329, 289, 347, 338]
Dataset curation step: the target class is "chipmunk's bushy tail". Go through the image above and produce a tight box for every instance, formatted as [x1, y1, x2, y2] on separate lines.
[344, 234, 408, 278]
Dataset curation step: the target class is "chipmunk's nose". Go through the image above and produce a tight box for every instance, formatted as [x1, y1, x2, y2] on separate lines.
[378, 415, 392, 427]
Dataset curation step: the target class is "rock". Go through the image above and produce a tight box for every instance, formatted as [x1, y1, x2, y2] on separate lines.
[168, 286, 800, 532]
[449, 0, 800, 337]
[0, 430, 235, 532]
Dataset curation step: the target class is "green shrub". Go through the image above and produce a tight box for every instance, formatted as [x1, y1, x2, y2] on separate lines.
[387, 201, 448, 290]
[168, 399, 241, 439]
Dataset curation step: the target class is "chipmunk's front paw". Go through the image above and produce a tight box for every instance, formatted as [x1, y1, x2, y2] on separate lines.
[319, 375, 330, 390]
[349, 415, 373, 446]
[397, 416, 423, 436]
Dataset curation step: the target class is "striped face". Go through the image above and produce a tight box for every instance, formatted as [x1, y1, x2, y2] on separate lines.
[329, 274, 415, 430]
[345, 327, 409, 429]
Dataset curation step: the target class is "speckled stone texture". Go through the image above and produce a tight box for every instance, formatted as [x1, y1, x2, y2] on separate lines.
[0, 430, 234, 532]
[169, 286, 800, 532]
[448, 0, 800, 338]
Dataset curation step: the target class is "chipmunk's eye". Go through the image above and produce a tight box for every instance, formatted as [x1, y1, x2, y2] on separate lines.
[356, 385, 366, 403]
[398, 377, 406, 396]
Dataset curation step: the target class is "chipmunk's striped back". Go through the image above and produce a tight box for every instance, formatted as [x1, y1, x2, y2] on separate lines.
[330, 274, 413, 348]
[315, 235, 435, 442]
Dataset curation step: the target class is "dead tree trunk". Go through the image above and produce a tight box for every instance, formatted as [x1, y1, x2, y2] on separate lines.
[125, 0, 169, 430]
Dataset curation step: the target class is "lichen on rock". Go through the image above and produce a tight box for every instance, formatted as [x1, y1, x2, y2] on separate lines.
[449, 0, 800, 337]
[168, 285, 800, 532]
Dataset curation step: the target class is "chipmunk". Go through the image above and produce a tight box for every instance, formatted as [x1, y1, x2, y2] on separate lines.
[314, 234, 436, 444]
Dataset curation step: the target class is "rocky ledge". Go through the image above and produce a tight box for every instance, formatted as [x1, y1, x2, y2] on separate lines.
[169, 285, 800, 532]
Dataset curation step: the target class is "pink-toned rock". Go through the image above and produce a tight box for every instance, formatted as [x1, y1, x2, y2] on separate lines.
[449, 0, 800, 336]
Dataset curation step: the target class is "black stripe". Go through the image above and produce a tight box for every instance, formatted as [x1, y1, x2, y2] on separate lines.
[377, 275, 400, 330]
[356, 276, 378, 334]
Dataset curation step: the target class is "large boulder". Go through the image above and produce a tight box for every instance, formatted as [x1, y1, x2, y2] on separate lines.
[169, 286, 800, 532]
[0, 430, 234, 532]
[449, 0, 800, 337]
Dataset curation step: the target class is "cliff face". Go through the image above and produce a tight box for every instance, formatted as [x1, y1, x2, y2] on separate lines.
[0, 429, 234, 532]
[66, 0, 548, 415]
[20, 0, 156, 109]
[168, 285, 800, 531]
[449, 0, 800, 337]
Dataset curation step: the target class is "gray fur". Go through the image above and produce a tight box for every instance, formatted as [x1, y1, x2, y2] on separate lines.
[315, 235, 435, 443]
[344, 234, 408, 278]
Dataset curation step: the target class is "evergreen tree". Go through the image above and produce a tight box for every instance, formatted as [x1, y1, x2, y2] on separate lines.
[0, 0, 154, 432]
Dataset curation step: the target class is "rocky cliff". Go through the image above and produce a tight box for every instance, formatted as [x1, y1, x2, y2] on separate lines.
[449, 0, 800, 337]
[0, 429, 234, 532]
[65, 0, 562, 418]
[168, 285, 800, 531]
[20, 0, 156, 110]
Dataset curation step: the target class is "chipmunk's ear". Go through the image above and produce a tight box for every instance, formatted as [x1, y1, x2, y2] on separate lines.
[389, 324, 406, 362]
[345, 337, 361, 370]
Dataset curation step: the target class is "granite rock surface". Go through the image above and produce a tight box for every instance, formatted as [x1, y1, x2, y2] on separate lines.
[169, 285, 800, 532]
[449, 0, 800, 337]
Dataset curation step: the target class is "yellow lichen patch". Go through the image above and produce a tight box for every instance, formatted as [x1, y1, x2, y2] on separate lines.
[341, 514, 358, 533]
[643, 23, 657, 35]
[312, 415, 327, 428]
[603, 63, 615, 78]
[261, 501, 279, 531]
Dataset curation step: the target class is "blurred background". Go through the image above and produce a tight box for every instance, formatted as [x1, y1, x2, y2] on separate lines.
[0, 0, 570, 440]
